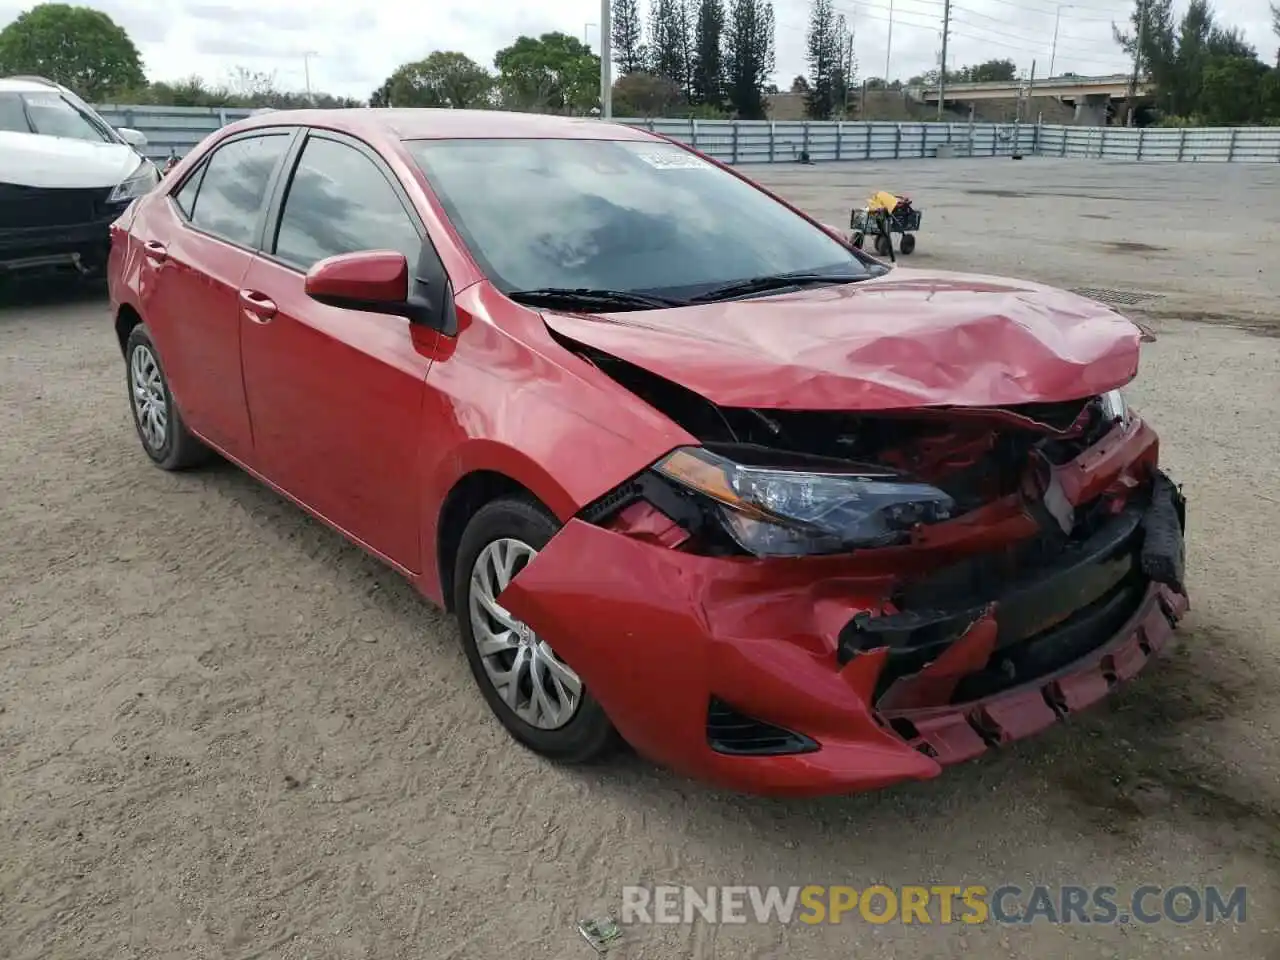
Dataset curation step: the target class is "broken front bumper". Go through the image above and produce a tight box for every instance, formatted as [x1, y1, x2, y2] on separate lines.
[500, 418, 1189, 797]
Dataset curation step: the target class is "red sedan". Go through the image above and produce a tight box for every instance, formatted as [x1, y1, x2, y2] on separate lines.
[108, 109, 1188, 796]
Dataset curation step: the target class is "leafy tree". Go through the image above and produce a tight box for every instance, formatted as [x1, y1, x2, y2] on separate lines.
[380, 52, 493, 108]
[613, 0, 648, 73]
[724, 0, 775, 119]
[494, 33, 599, 114]
[0, 3, 145, 100]
[649, 0, 692, 94]
[967, 58, 1016, 82]
[804, 0, 850, 119]
[790, 75, 810, 92]
[690, 0, 725, 105]
[1199, 54, 1268, 123]
[370, 79, 393, 107]
[613, 70, 684, 115]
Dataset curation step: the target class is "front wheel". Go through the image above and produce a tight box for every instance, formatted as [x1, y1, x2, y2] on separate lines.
[453, 497, 619, 763]
[874, 233, 893, 256]
[851, 232, 865, 249]
[125, 324, 210, 470]
[899, 233, 917, 255]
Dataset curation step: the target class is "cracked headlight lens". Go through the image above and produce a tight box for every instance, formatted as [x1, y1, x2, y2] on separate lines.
[108, 158, 160, 203]
[653, 446, 955, 557]
[1099, 388, 1129, 424]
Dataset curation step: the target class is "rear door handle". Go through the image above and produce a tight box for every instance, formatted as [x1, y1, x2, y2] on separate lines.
[143, 240, 167, 264]
[239, 289, 278, 323]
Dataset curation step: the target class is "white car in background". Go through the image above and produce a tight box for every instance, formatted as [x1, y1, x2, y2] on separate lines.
[0, 75, 159, 278]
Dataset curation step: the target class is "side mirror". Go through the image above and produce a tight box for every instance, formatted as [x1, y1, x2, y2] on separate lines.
[117, 127, 148, 148]
[305, 250, 411, 313]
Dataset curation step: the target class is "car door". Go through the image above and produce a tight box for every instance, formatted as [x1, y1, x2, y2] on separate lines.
[137, 129, 296, 461]
[238, 130, 439, 571]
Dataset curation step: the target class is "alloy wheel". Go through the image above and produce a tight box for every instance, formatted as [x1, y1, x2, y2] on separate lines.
[468, 537, 583, 730]
[130, 344, 168, 452]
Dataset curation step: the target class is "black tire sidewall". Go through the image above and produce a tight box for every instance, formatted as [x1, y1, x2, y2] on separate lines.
[125, 325, 178, 467]
[452, 497, 616, 762]
[900, 234, 916, 254]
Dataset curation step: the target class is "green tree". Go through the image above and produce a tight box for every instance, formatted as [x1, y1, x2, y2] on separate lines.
[723, 0, 775, 119]
[804, 0, 847, 119]
[649, 0, 692, 94]
[690, 0, 725, 105]
[0, 3, 145, 100]
[612, 0, 648, 73]
[790, 75, 810, 92]
[494, 33, 599, 114]
[380, 52, 493, 108]
[613, 70, 684, 115]
[1199, 54, 1268, 123]
[967, 58, 1016, 82]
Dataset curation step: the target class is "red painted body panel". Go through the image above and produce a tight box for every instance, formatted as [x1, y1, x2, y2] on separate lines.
[499, 416, 1186, 797]
[541, 268, 1142, 410]
[237, 254, 438, 570]
[108, 108, 1186, 796]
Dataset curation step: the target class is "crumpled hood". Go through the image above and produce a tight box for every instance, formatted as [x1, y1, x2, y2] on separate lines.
[0, 131, 140, 189]
[542, 267, 1143, 411]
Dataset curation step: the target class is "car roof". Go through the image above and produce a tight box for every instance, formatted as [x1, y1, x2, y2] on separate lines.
[228, 107, 660, 143]
[0, 76, 64, 93]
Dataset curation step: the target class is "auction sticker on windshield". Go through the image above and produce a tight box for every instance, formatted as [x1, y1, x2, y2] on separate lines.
[633, 148, 712, 170]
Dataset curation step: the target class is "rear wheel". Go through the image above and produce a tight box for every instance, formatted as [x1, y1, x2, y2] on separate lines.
[900, 233, 917, 255]
[125, 325, 210, 470]
[874, 234, 893, 256]
[851, 232, 865, 249]
[453, 497, 618, 763]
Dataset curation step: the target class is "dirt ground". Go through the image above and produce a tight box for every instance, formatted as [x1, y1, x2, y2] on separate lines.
[2, 158, 1279, 960]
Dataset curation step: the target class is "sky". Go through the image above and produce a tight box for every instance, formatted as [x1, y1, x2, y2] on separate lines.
[0, 0, 1276, 100]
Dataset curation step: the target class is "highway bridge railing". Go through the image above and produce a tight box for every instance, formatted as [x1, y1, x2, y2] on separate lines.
[94, 104, 1280, 166]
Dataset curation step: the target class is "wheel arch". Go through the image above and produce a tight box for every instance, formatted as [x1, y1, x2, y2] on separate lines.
[434, 468, 563, 614]
[114, 303, 144, 358]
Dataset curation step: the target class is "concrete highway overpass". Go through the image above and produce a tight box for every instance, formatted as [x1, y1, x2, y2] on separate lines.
[913, 74, 1153, 124]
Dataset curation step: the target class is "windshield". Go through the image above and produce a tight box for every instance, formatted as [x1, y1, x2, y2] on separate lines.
[405, 137, 868, 298]
[0, 91, 112, 142]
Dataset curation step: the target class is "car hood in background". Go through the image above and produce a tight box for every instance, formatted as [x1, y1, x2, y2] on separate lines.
[542, 268, 1143, 410]
[0, 131, 140, 189]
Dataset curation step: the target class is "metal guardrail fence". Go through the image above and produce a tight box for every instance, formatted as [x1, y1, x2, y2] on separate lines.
[94, 104, 1280, 165]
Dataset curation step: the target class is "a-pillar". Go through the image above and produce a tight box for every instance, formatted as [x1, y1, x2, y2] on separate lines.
[1073, 94, 1109, 126]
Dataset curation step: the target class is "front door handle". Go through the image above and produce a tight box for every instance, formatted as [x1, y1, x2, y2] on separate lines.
[239, 289, 278, 323]
[143, 240, 167, 264]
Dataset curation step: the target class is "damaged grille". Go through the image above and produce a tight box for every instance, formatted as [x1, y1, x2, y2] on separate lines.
[706, 698, 818, 756]
[0, 183, 114, 231]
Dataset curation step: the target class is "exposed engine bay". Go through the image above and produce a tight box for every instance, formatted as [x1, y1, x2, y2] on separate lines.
[567, 336, 1125, 544]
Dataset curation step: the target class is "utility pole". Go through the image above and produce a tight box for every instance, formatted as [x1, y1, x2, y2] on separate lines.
[302, 51, 317, 104]
[937, 0, 951, 121]
[1126, 0, 1145, 126]
[600, 0, 612, 118]
[843, 31, 854, 117]
[885, 0, 894, 83]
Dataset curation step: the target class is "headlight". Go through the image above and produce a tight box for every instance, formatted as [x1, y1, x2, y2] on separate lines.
[108, 159, 160, 203]
[1098, 389, 1129, 424]
[653, 446, 955, 557]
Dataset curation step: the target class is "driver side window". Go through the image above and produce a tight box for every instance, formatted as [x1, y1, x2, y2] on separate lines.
[272, 135, 423, 271]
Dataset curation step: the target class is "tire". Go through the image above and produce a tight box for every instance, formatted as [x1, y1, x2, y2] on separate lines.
[124, 324, 210, 471]
[874, 234, 892, 256]
[851, 232, 865, 249]
[453, 496, 619, 763]
[900, 233, 917, 255]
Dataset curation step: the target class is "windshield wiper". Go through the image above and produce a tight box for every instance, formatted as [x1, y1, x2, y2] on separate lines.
[507, 287, 689, 311]
[688, 272, 869, 304]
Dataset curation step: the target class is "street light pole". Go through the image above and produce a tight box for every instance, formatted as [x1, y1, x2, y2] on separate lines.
[1049, 4, 1072, 80]
[600, 0, 612, 118]
[884, 0, 894, 83]
[936, 0, 951, 120]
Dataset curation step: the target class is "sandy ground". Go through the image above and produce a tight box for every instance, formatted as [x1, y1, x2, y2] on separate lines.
[2, 158, 1279, 960]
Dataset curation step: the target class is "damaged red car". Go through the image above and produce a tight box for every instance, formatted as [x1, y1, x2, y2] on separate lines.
[108, 109, 1188, 796]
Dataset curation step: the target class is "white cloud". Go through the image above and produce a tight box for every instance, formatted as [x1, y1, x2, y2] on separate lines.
[0, 0, 1276, 99]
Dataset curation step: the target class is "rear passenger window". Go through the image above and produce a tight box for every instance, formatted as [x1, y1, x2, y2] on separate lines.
[273, 136, 421, 270]
[188, 134, 290, 247]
